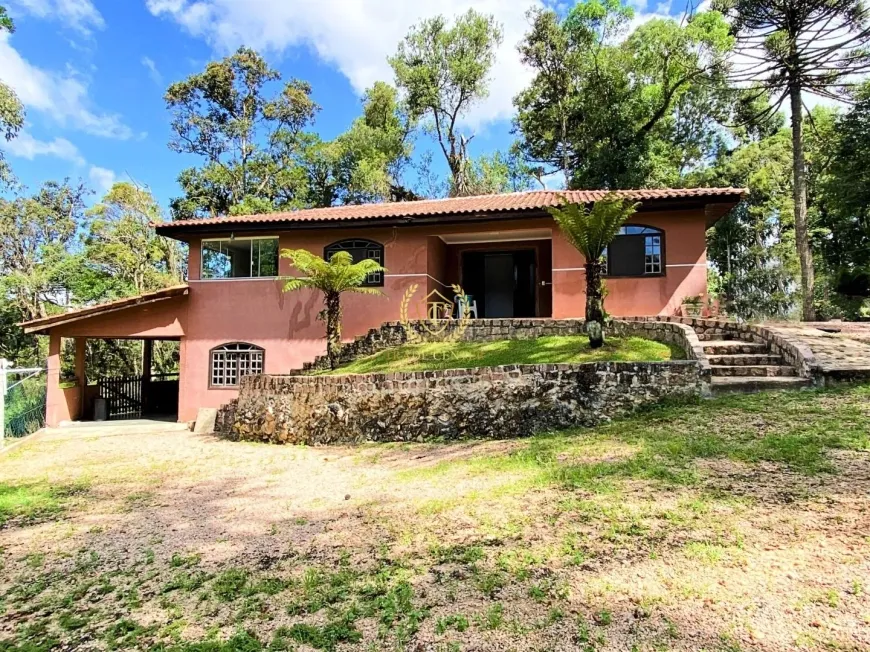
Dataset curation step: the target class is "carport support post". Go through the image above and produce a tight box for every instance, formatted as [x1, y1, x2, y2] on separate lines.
[142, 339, 153, 416]
[46, 332, 62, 427]
[74, 338, 86, 418]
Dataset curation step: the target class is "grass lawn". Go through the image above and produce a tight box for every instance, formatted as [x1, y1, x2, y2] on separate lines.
[1, 384, 869, 650]
[320, 335, 683, 375]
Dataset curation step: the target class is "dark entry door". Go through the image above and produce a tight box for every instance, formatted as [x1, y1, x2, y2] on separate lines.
[462, 250, 537, 318]
[484, 254, 515, 317]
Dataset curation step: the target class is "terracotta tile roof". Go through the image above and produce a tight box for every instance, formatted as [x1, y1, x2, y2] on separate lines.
[154, 187, 746, 231]
[21, 285, 189, 334]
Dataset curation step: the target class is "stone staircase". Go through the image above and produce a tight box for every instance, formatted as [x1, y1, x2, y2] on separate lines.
[702, 337, 811, 394]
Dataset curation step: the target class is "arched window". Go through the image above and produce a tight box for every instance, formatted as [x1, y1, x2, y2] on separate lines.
[209, 343, 264, 387]
[604, 225, 664, 277]
[324, 239, 384, 287]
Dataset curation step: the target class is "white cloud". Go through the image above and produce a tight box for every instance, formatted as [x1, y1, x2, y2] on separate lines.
[88, 165, 116, 194]
[145, 0, 542, 129]
[141, 56, 163, 85]
[0, 32, 132, 139]
[8, 0, 104, 34]
[2, 131, 85, 165]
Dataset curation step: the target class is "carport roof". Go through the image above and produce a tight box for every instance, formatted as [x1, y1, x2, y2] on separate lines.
[20, 285, 189, 335]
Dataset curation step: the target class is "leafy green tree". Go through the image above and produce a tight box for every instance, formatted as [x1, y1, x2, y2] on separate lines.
[75, 182, 183, 299]
[514, 0, 733, 189]
[715, 0, 870, 320]
[0, 5, 24, 186]
[390, 10, 504, 196]
[547, 195, 638, 348]
[281, 250, 385, 369]
[702, 128, 799, 319]
[298, 85, 417, 208]
[165, 47, 319, 219]
[0, 181, 86, 321]
[463, 147, 542, 196]
[816, 85, 870, 312]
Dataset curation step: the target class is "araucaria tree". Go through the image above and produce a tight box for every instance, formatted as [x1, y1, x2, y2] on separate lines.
[716, 0, 870, 320]
[390, 10, 503, 196]
[547, 196, 638, 348]
[281, 250, 385, 369]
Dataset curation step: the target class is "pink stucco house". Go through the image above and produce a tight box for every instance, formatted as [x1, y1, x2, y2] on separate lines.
[21, 187, 744, 426]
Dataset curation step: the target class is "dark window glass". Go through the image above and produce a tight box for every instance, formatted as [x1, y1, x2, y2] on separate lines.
[604, 226, 663, 277]
[201, 238, 279, 279]
[324, 239, 384, 287]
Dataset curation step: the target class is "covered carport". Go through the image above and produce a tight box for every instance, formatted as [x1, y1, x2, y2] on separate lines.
[21, 286, 189, 427]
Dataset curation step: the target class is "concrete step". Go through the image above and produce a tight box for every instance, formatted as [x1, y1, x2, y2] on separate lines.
[711, 365, 798, 378]
[708, 354, 783, 366]
[710, 376, 812, 395]
[703, 340, 769, 355]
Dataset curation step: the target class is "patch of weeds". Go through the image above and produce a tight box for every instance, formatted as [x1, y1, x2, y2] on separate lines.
[683, 541, 727, 565]
[163, 570, 211, 594]
[475, 570, 506, 598]
[539, 608, 564, 629]
[152, 629, 263, 651]
[528, 583, 549, 602]
[594, 610, 612, 626]
[435, 614, 469, 634]
[2, 617, 59, 651]
[287, 567, 357, 615]
[560, 533, 588, 566]
[482, 603, 504, 630]
[369, 580, 427, 644]
[170, 552, 202, 568]
[24, 552, 45, 568]
[810, 589, 840, 609]
[104, 619, 156, 650]
[282, 617, 362, 651]
[123, 490, 154, 510]
[430, 543, 485, 565]
[58, 610, 92, 631]
[212, 568, 250, 602]
[246, 576, 289, 596]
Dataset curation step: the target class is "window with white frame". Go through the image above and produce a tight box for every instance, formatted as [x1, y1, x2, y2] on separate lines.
[603, 225, 664, 277]
[324, 239, 384, 287]
[201, 237, 279, 279]
[209, 343, 264, 387]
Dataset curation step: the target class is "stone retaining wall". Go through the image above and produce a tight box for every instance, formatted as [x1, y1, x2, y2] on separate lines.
[218, 359, 706, 445]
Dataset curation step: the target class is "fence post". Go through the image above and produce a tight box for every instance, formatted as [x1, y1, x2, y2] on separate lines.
[0, 358, 8, 448]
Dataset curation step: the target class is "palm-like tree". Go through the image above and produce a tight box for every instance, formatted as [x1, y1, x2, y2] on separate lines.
[281, 249, 386, 368]
[548, 195, 638, 348]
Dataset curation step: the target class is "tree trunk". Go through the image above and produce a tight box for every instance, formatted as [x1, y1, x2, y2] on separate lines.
[324, 291, 342, 369]
[585, 260, 605, 349]
[790, 83, 816, 321]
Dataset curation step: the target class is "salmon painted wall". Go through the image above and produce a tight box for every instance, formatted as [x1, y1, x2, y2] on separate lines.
[551, 209, 708, 318]
[179, 228, 431, 419]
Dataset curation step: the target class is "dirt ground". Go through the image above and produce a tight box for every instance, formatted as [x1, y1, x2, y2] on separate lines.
[1, 387, 869, 651]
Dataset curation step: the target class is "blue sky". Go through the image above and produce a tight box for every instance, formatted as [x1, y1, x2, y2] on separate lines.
[0, 0, 675, 211]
